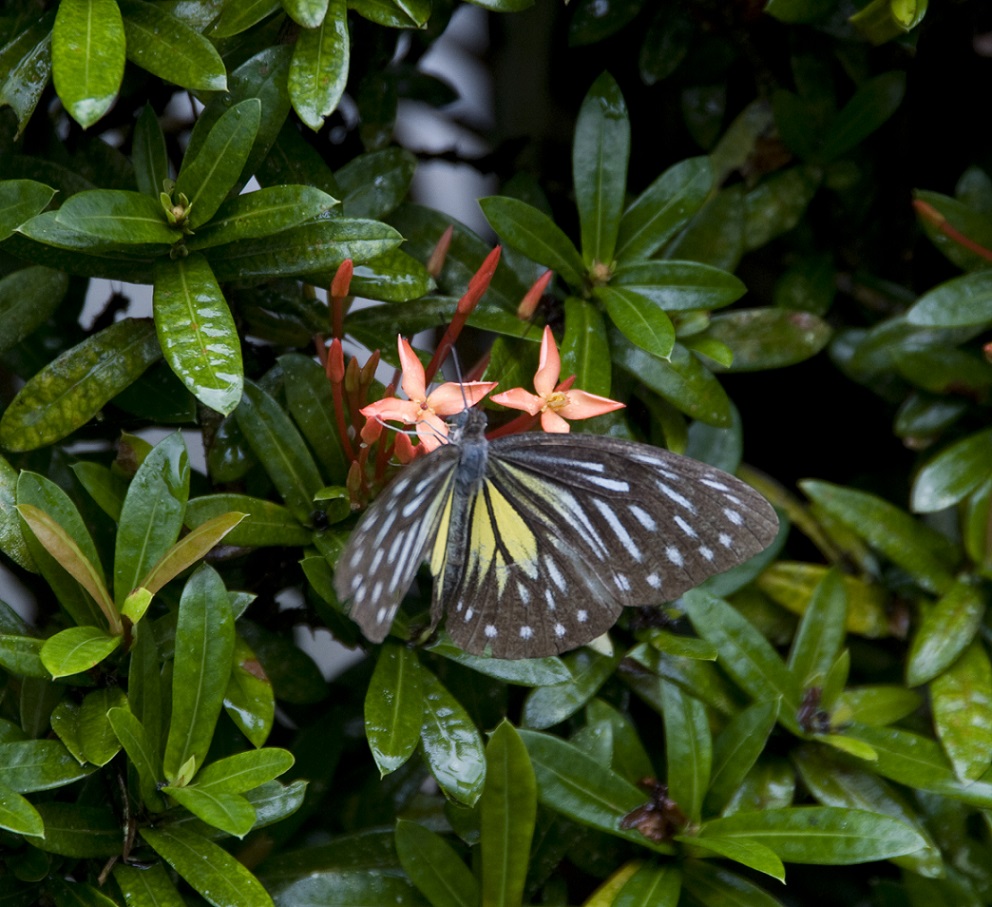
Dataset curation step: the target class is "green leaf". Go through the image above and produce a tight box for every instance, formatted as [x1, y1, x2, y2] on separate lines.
[820, 72, 906, 162]
[615, 863, 681, 907]
[681, 590, 802, 731]
[522, 649, 621, 730]
[911, 428, 992, 513]
[0, 739, 93, 792]
[0, 181, 57, 243]
[480, 722, 537, 907]
[51, 699, 84, 764]
[395, 819, 479, 907]
[176, 99, 261, 228]
[560, 296, 612, 398]
[661, 683, 711, 823]
[337, 148, 416, 219]
[913, 188, 992, 272]
[800, 480, 958, 594]
[187, 186, 338, 250]
[54, 189, 176, 244]
[0, 455, 35, 571]
[906, 578, 985, 686]
[518, 729, 670, 851]
[133, 104, 171, 197]
[0, 317, 161, 451]
[831, 685, 921, 727]
[284, 0, 330, 27]
[611, 260, 745, 312]
[427, 638, 572, 686]
[78, 687, 127, 766]
[210, 0, 281, 37]
[616, 157, 713, 261]
[163, 784, 257, 837]
[787, 568, 847, 687]
[574, 72, 629, 266]
[71, 461, 128, 522]
[679, 833, 785, 881]
[119, 0, 227, 92]
[52, 0, 125, 128]
[114, 862, 186, 907]
[163, 565, 236, 784]
[0, 13, 54, 137]
[236, 380, 325, 523]
[289, 0, 349, 131]
[154, 254, 243, 414]
[0, 782, 44, 837]
[225, 635, 276, 748]
[39, 627, 120, 679]
[699, 806, 926, 864]
[480, 196, 586, 288]
[193, 748, 294, 794]
[743, 167, 821, 252]
[114, 432, 189, 608]
[17, 504, 117, 632]
[186, 494, 309, 547]
[107, 707, 164, 811]
[587, 699, 655, 784]
[597, 286, 675, 361]
[704, 699, 780, 816]
[704, 308, 832, 371]
[907, 269, 992, 329]
[33, 803, 119, 858]
[141, 826, 274, 907]
[420, 668, 486, 806]
[365, 643, 423, 777]
[0, 635, 47, 678]
[207, 217, 402, 283]
[931, 641, 992, 782]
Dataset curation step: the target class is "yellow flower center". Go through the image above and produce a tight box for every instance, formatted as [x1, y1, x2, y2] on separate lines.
[544, 391, 569, 412]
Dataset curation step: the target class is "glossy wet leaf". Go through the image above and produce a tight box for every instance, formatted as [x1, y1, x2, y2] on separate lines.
[906, 578, 984, 686]
[365, 643, 423, 776]
[0, 635, 47, 679]
[0, 318, 161, 451]
[154, 254, 243, 415]
[679, 833, 785, 881]
[0, 13, 55, 136]
[420, 668, 486, 806]
[186, 494, 310, 547]
[743, 167, 821, 251]
[480, 721, 536, 907]
[33, 803, 118, 858]
[821, 72, 906, 162]
[522, 649, 621, 730]
[119, 0, 227, 92]
[598, 287, 675, 361]
[55, 189, 176, 244]
[931, 641, 992, 782]
[427, 638, 571, 686]
[39, 627, 120, 679]
[163, 785, 257, 837]
[52, 0, 125, 128]
[611, 260, 745, 312]
[395, 819, 478, 907]
[705, 700, 780, 816]
[107, 707, 164, 810]
[832, 685, 921, 727]
[787, 568, 847, 686]
[224, 635, 276, 748]
[114, 862, 186, 907]
[289, 0, 349, 130]
[133, 104, 170, 197]
[911, 427, 992, 513]
[141, 825, 273, 907]
[0, 181, 57, 243]
[336, 147, 416, 219]
[0, 455, 34, 571]
[615, 863, 681, 907]
[661, 682, 711, 823]
[705, 308, 832, 371]
[280, 352, 349, 483]
[0, 784, 43, 838]
[163, 566, 236, 784]
[913, 189, 992, 272]
[78, 687, 126, 766]
[0, 740, 93, 792]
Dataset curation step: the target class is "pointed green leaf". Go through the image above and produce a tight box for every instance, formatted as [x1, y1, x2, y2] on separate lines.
[574, 72, 629, 265]
[800, 480, 958, 594]
[395, 819, 479, 907]
[906, 578, 984, 686]
[0, 782, 44, 837]
[666, 187, 745, 272]
[40, 627, 120, 679]
[114, 432, 189, 608]
[480, 196, 586, 288]
[0, 740, 93, 792]
[586, 699, 654, 784]
[114, 862, 186, 907]
[337, 147, 416, 219]
[71, 461, 128, 522]
[365, 643, 424, 777]
[0, 317, 161, 452]
[616, 157, 713, 261]
[0, 180, 57, 242]
[107, 707, 164, 811]
[51, 699, 85, 764]
[289, 0, 349, 131]
[820, 72, 905, 162]
[480, 722, 536, 907]
[699, 806, 926, 865]
[679, 833, 785, 881]
[133, 104, 170, 197]
[224, 635, 276, 748]
[163, 565, 236, 783]
[236, 380, 325, 523]
[120, 0, 226, 92]
[176, 99, 261, 228]
[598, 286, 675, 361]
[615, 863, 681, 907]
[932, 640, 992, 782]
[0, 635, 47, 678]
[52, 0, 125, 128]
[660, 683, 711, 824]
[743, 166, 821, 251]
[704, 308, 832, 372]
[33, 803, 118, 858]
[832, 686, 920, 727]
[0, 266, 68, 355]
[522, 649, 621, 730]
[788, 568, 847, 687]
[420, 668, 486, 806]
[141, 826, 274, 907]
[682, 590, 801, 730]
[210, 0, 281, 37]
[611, 260, 745, 312]
[78, 687, 127, 766]
[186, 494, 309, 547]
[427, 638, 571, 686]
[911, 427, 992, 513]
[154, 254, 243, 415]
[0, 454, 35, 572]
[193, 748, 294, 794]
[705, 699, 780, 816]
[284, 0, 330, 27]
[561, 296, 612, 398]
[163, 785, 257, 837]
[54, 189, 175, 244]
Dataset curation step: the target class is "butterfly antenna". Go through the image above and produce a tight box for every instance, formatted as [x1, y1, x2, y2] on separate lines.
[448, 346, 471, 414]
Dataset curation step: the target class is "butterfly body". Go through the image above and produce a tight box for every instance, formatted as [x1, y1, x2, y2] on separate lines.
[334, 409, 778, 659]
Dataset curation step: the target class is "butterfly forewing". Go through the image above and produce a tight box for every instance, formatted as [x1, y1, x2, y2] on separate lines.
[333, 447, 460, 642]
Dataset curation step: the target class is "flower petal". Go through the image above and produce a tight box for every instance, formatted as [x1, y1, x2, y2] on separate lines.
[397, 336, 428, 402]
[534, 325, 561, 396]
[415, 413, 450, 451]
[541, 410, 571, 433]
[426, 381, 498, 416]
[360, 396, 421, 424]
[558, 389, 626, 420]
[490, 387, 544, 415]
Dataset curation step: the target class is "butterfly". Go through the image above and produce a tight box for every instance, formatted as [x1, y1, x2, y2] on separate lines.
[333, 406, 779, 659]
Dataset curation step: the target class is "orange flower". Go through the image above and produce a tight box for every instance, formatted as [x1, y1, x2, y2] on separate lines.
[490, 326, 625, 432]
[361, 336, 497, 451]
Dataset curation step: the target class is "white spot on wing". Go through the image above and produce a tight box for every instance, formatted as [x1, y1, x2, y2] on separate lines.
[615, 574, 631, 591]
[647, 573, 662, 589]
[674, 515, 697, 538]
[485, 625, 497, 638]
[577, 609, 588, 623]
[584, 474, 630, 492]
[520, 626, 533, 639]
[724, 508, 743, 526]
[554, 623, 566, 638]
[546, 559, 567, 592]
[591, 498, 641, 560]
[629, 505, 657, 531]
[666, 546, 684, 567]
[464, 608, 474, 621]
[656, 481, 695, 512]
[699, 545, 714, 561]
[719, 532, 733, 548]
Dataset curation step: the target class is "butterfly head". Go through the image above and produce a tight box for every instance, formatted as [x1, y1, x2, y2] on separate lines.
[447, 406, 489, 445]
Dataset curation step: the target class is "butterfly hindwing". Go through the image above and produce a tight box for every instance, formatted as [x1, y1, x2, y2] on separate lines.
[334, 446, 460, 642]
